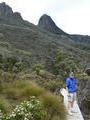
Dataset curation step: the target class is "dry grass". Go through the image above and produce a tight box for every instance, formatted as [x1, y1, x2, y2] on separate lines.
[0, 95, 12, 113]
[40, 92, 66, 120]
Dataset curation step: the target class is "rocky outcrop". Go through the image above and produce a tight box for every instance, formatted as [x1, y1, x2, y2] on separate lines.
[0, 2, 22, 20]
[38, 14, 90, 49]
[0, 2, 13, 17]
[13, 12, 22, 20]
[71, 35, 90, 44]
[77, 75, 90, 120]
[38, 14, 66, 35]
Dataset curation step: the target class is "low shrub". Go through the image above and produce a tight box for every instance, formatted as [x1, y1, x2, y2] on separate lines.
[0, 96, 12, 113]
[32, 64, 44, 75]
[5, 97, 47, 120]
[43, 80, 64, 92]
[40, 92, 66, 120]
[20, 82, 45, 98]
[0, 109, 5, 120]
[1, 80, 66, 120]
[0, 97, 47, 120]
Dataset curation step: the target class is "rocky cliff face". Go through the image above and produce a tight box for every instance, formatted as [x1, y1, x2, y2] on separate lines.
[77, 75, 90, 120]
[38, 14, 66, 35]
[0, 2, 22, 20]
[71, 35, 90, 44]
[0, 2, 13, 17]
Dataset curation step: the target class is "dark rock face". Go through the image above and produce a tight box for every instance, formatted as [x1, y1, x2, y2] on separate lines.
[71, 35, 90, 44]
[38, 14, 66, 35]
[78, 78, 90, 120]
[38, 14, 90, 48]
[13, 12, 22, 20]
[0, 2, 22, 20]
[0, 2, 13, 17]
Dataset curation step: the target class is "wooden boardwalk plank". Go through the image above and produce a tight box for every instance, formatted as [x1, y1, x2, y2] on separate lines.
[60, 88, 84, 120]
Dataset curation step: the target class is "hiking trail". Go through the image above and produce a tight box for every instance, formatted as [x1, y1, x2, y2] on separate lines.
[60, 88, 84, 120]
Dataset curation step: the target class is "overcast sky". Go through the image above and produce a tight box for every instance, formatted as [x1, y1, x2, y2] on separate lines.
[1, 0, 90, 35]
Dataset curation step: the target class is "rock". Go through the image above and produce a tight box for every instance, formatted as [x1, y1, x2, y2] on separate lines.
[77, 76, 90, 120]
[0, 2, 13, 17]
[13, 12, 22, 20]
[38, 14, 66, 35]
[0, 2, 23, 20]
[71, 35, 90, 44]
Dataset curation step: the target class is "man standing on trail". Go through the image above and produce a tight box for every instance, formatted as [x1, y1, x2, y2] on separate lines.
[66, 72, 77, 115]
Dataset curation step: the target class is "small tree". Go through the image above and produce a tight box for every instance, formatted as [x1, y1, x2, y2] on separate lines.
[52, 50, 79, 77]
[32, 64, 44, 75]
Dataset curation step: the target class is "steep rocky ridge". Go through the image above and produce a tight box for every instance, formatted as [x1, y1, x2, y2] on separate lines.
[38, 14, 66, 35]
[38, 14, 90, 52]
[0, 2, 22, 20]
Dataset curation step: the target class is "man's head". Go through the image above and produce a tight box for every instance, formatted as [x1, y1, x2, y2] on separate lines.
[69, 72, 74, 78]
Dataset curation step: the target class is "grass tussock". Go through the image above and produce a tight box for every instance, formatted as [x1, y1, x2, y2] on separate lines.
[20, 82, 45, 97]
[41, 92, 66, 120]
[2, 81, 45, 99]
[0, 95, 12, 113]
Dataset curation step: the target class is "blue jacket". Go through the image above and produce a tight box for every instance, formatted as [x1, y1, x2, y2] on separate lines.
[66, 77, 76, 93]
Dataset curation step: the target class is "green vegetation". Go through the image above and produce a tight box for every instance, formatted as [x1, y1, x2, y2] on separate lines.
[0, 7, 90, 119]
[7, 97, 46, 120]
[0, 54, 28, 73]
[0, 80, 66, 120]
[0, 96, 12, 113]
[0, 41, 89, 120]
[0, 97, 47, 120]
[0, 51, 69, 119]
[32, 64, 44, 75]
[52, 50, 79, 76]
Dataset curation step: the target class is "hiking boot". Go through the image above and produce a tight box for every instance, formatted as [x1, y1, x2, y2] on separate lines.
[71, 108, 78, 113]
[68, 110, 73, 115]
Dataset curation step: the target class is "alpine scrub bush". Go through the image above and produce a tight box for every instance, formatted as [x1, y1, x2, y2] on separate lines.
[4, 96, 47, 120]
[52, 50, 79, 76]
[43, 80, 64, 92]
[31, 64, 44, 75]
[0, 109, 5, 120]
[41, 92, 66, 120]
[1, 80, 66, 120]
[0, 95, 12, 113]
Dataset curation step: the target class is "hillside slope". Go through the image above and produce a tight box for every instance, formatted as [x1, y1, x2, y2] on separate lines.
[0, 3, 90, 65]
[0, 2, 90, 120]
[38, 14, 90, 53]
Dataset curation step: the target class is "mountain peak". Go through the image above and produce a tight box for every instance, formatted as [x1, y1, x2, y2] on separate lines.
[0, 2, 6, 5]
[38, 14, 66, 35]
[39, 14, 52, 19]
[0, 2, 22, 20]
